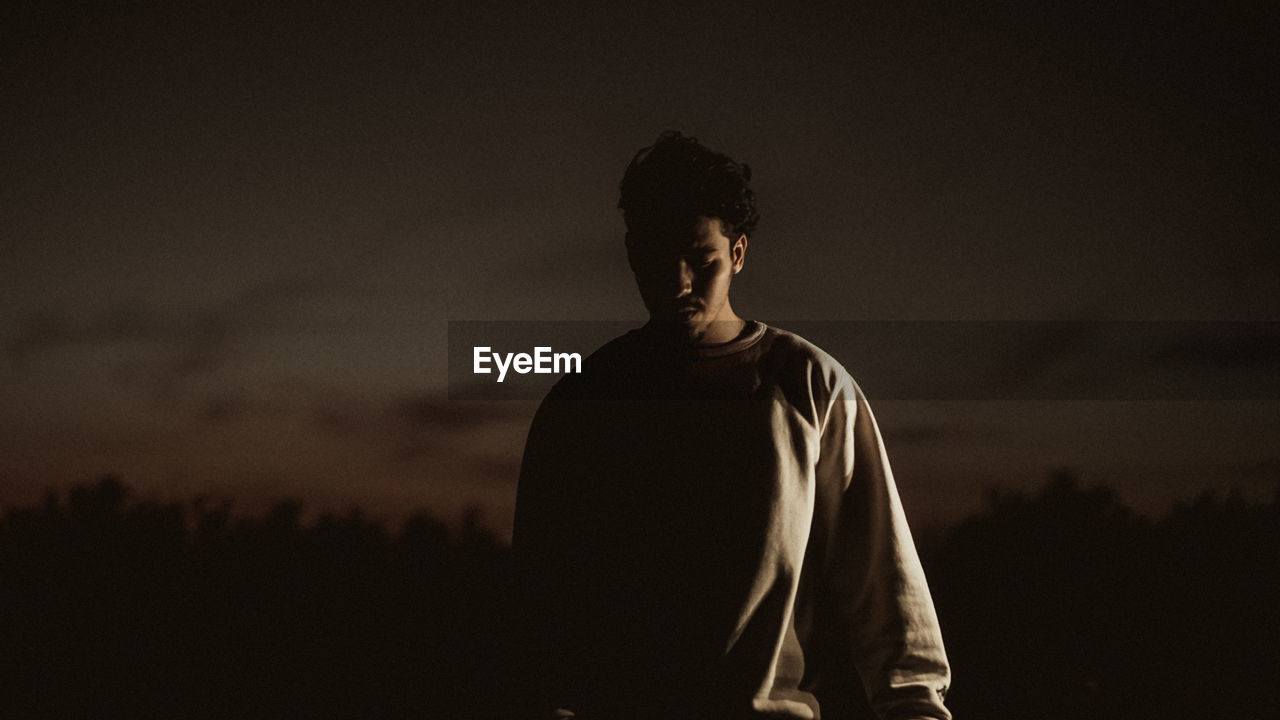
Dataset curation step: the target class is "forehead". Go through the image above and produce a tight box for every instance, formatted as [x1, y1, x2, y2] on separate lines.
[629, 216, 733, 252]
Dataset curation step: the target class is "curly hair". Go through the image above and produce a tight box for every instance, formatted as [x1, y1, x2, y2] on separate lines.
[618, 131, 759, 241]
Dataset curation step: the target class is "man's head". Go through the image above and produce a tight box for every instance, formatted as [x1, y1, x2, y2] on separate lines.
[618, 132, 759, 345]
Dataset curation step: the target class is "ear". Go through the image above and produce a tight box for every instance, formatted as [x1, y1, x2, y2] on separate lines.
[731, 234, 748, 274]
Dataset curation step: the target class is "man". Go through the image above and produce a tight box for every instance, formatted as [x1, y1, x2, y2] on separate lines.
[512, 132, 951, 720]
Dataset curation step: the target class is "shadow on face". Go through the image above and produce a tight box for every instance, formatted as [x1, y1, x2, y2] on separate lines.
[626, 215, 747, 345]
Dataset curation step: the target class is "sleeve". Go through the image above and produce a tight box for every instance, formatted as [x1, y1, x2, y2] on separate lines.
[811, 373, 952, 720]
[512, 382, 571, 568]
[510, 381, 583, 716]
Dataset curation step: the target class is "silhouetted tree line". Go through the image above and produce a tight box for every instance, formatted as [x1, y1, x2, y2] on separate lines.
[0, 477, 512, 720]
[930, 472, 1280, 720]
[2, 473, 1277, 719]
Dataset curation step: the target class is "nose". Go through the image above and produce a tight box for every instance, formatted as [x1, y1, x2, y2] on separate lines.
[636, 254, 695, 304]
[668, 257, 694, 299]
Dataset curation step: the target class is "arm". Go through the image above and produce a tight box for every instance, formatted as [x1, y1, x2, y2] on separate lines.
[510, 382, 583, 716]
[812, 375, 952, 720]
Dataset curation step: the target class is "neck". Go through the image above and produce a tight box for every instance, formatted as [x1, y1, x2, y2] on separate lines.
[698, 312, 746, 345]
[643, 311, 747, 348]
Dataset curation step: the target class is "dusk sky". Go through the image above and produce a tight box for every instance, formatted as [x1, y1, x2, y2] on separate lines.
[3, 0, 1276, 539]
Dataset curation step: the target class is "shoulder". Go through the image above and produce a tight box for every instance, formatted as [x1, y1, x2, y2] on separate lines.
[755, 324, 864, 428]
[757, 324, 858, 394]
[581, 328, 649, 371]
[531, 329, 646, 412]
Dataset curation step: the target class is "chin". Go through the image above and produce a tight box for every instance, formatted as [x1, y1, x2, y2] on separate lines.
[681, 321, 711, 343]
[650, 316, 704, 342]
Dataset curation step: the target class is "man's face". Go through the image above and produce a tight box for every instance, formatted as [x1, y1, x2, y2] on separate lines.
[626, 215, 747, 344]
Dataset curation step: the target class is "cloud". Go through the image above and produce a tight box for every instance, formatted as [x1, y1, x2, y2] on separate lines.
[4, 308, 75, 361]
[6, 269, 353, 359]
[392, 394, 522, 432]
[302, 391, 534, 477]
[809, 321, 1280, 401]
[883, 423, 956, 445]
[1145, 327, 1280, 369]
[4, 270, 361, 410]
[980, 322, 1280, 400]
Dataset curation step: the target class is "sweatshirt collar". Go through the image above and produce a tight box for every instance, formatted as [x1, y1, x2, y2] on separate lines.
[632, 320, 767, 359]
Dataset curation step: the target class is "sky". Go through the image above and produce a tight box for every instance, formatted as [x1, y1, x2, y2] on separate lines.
[3, 0, 1277, 539]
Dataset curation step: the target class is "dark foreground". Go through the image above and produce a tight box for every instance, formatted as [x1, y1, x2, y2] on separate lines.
[2, 474, 1276, 719]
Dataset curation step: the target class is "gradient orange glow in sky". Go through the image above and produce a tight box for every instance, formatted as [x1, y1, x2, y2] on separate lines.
[4, 0, 1277, 538]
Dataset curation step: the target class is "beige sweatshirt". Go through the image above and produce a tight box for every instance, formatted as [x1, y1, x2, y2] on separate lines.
[512, 321, 951, 720]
